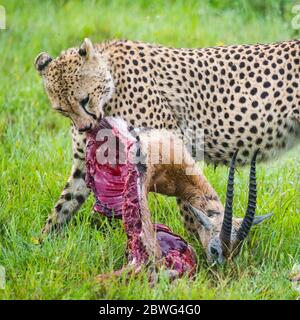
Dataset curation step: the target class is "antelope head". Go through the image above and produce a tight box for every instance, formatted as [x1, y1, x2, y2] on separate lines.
[189, 150, 272, 264]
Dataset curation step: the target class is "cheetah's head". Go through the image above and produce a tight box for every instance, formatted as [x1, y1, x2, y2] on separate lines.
[189, 150, 272, 265]
[34, 38, 114, 132]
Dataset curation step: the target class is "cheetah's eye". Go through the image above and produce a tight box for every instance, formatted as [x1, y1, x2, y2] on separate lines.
[80, 95, 89, 108]
[79, 95, 97, 120]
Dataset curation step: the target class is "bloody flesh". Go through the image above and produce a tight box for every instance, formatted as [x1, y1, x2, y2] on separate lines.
[85, 117, 196, 278]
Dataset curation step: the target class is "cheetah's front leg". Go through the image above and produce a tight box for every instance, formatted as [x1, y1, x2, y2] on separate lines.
[42, 126, 90, 234]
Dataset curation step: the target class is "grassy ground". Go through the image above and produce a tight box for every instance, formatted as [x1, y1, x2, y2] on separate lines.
[0, 0, 300, 299]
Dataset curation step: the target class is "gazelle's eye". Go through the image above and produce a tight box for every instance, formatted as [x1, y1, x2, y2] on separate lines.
[80, 96, 89, 108]
[210, 247, 218, 256]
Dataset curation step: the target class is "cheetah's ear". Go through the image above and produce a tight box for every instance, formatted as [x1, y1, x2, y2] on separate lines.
[34, 52, 53, 74]
[79, 38, 95, 60]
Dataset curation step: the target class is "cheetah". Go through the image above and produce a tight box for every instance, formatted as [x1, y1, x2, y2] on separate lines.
[35, 38, 300, 245]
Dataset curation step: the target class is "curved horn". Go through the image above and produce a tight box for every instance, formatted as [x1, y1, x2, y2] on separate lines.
[236, 149, 259, 242]
[220, 150, 238, 252]
[188, 204, 213, 230]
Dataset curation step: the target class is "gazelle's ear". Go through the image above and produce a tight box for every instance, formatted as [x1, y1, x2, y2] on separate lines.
[252, 213, 273, 225]
[234, 212, 273, 226]
[188, 205, 213, 231]
[79, 38, 95, 60]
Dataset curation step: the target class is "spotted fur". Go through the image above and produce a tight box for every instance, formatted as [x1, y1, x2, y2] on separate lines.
[35, 38, 300, 234]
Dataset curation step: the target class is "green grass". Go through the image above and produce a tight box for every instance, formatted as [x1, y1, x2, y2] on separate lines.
[0, 0, 300, 299]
